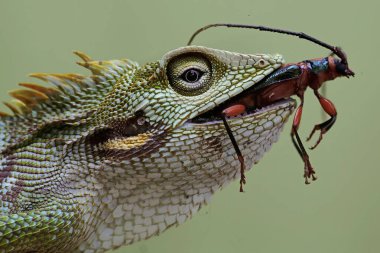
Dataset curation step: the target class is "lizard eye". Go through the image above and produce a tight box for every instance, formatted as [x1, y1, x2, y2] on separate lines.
[167, 53, 212, 96]
[180, 68, 204, 83]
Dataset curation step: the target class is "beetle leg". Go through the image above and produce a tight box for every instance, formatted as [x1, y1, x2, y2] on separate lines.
[290, 97, 317, 184]
[221, 115, 246, 192]
[306, 90, 337, 149]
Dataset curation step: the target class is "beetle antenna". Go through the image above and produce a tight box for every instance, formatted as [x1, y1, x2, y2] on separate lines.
[187, 23, 354, 76]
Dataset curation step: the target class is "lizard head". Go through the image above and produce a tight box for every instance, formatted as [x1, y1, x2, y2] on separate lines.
[78, 46, 296, 249]
[95, 46, 294, 134]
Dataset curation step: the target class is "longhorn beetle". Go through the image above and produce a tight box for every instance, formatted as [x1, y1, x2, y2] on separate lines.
[188, 23, 354, 189]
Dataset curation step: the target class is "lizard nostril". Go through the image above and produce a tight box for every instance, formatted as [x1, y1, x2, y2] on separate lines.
[255, 59, 269, 68]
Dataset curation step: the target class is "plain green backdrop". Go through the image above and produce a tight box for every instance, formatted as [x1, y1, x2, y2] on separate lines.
[0, 0, 378, 252]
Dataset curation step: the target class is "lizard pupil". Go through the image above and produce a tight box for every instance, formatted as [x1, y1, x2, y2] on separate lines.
[182, 69, 202, 83]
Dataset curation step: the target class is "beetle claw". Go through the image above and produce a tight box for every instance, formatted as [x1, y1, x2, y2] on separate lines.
[309, 130, 325, 150]
[303, 158, 317, 184]
[307, 127, 326, 150]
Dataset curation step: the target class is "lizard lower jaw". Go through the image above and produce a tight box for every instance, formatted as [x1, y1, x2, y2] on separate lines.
[187, 98, 295, 125]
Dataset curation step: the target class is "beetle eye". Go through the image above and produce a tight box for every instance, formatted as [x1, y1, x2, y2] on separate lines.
[334, 59, 347, 75]
[180, 68, 204, 83]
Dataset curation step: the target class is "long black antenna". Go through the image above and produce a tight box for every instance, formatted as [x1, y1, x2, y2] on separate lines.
[187, 23, 354, 76]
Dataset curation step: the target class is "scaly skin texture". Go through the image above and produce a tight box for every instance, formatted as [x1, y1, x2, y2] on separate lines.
[0, 46, 295, 252]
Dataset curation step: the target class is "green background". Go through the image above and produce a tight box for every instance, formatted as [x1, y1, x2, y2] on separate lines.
[0, 0, 378, 252]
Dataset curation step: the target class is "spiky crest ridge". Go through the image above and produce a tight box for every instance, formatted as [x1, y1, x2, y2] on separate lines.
[0, 51, 138, 151]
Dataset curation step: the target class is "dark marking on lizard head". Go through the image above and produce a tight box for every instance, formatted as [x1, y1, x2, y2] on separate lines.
[201, 136, 223, 155]
[7, 180, 26, 213]
[88, 111, 151, 146]
[0, 166, 13, 184]
[87, 111, 168, 160]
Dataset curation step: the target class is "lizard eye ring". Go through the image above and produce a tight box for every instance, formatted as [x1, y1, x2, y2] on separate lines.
[167, 53, 212, 96]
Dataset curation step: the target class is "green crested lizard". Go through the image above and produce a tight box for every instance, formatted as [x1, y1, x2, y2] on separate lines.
[0, 46, 295, 252]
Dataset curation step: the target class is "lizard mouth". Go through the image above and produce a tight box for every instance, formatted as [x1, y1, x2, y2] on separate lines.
[188, 73, 295, 124]
[189, 98, 294, 124]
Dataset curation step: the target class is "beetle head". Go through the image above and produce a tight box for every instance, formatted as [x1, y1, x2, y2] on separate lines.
[332, 47, 355, 78]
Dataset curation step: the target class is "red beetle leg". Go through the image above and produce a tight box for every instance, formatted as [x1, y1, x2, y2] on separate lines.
[290, 96, 317, 184]
[307, 90, 337, 149]
[292, 104, 303, 133]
